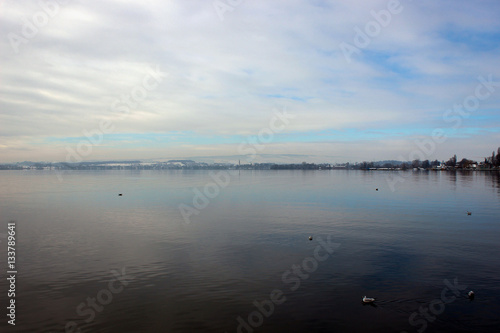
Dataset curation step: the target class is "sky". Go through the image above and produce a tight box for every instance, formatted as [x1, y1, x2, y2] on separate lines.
[1, 0, 500, 164]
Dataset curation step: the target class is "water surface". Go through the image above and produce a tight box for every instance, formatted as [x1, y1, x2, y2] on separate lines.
[1, 170, 499, 332]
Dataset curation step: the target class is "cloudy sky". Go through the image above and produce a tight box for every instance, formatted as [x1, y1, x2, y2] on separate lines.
[1, 0, 500, 163]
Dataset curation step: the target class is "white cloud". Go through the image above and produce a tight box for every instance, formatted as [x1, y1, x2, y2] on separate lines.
[1, 0, 499, 163]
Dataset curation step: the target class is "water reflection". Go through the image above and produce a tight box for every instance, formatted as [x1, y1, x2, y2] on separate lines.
[486, 171, 500, 193]
[0, 170, 499, 332]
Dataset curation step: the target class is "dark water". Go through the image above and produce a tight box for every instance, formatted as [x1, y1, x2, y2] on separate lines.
[1, 170, 499, 332]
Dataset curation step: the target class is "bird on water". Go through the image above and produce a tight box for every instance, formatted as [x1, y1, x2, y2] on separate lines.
[362, 296, 375, 303]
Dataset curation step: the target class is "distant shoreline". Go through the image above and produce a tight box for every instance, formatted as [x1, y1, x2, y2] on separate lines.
[1, 166, 498, 172]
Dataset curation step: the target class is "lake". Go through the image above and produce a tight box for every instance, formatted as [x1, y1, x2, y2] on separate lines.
[0, 170, 499, 332]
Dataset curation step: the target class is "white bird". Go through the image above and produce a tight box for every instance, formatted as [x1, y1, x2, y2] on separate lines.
[362, 296, 375, 303]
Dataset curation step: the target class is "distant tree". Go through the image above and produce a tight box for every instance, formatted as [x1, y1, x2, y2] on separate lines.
[412, 159, 421, 168]
[445, 155, 457, 167]
[401, 162, 408, 170]
[421, 160, 431, 169]
[458, 158, 469, 168]
[382, 163, 393, 169]
[496, 147, 500, 166]
[458, 158, 477, 169]
[430, 159, 440, 167]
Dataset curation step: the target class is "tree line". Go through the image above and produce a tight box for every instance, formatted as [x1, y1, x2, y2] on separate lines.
[359, 146, 500, 170]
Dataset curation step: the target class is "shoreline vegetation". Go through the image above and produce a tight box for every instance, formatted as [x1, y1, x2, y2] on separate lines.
[2, 148, 499, 172]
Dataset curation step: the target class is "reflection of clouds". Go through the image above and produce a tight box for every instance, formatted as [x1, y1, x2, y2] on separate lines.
[1, 169, 500, 331]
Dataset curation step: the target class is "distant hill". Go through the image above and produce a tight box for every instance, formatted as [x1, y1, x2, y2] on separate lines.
[373, 160, 404, 167]
[167, 160, 196, 164]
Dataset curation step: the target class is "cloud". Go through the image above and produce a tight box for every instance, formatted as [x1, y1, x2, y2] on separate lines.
[1, 0, 499, 163]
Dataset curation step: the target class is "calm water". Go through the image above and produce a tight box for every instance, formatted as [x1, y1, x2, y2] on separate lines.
[1, 170, 499, 332]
